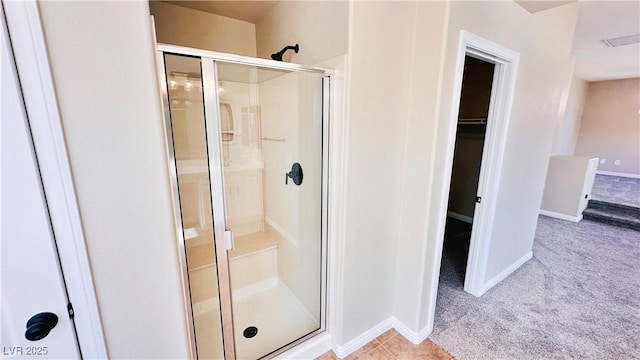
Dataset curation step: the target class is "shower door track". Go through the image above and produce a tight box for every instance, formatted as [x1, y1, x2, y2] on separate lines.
[155, 43, 332, 360]
[157, 44, 333, 76]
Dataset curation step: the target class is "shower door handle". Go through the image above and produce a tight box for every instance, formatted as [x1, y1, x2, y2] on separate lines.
[285, 162, 303, 186]
[224, 230, 234, 251]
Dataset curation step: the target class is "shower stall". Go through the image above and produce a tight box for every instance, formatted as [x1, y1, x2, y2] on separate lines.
[156, 45, 331, 359]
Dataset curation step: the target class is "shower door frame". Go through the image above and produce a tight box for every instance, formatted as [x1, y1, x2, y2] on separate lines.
[155, 44, 333, 360]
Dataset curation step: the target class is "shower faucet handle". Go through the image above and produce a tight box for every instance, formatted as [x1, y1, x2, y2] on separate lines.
[285, 162, 303, 186]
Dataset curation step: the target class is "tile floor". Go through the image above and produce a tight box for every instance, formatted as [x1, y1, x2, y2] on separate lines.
[315, 329, 453, 360]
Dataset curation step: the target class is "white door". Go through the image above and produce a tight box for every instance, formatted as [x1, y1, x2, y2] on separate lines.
[1, 9, 80, 358]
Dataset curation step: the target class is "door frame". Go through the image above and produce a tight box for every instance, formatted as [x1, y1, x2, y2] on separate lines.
[3, 1, 107, 357]
[437, 31, 520, 298]
[155, 43, 334, 360]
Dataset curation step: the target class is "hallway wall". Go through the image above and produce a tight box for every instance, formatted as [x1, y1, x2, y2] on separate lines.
[575, 78, 640, 175]
[339, 0, 579, 344]
[423, 3, 579, 328]
[552, 75, 588, 155]
[379, 0, 580, 336]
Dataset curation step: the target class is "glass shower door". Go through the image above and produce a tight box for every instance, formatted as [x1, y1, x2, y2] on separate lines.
[160, 50, 328, 360]
[211, 62, 326, 359]
[162, 54, 226, 360]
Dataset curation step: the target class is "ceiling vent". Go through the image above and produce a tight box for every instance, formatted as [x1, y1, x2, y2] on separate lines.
[602, 33, 640, 47]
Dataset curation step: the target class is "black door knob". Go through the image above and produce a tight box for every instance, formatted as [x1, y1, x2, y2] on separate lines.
[25, 312, 58, 341]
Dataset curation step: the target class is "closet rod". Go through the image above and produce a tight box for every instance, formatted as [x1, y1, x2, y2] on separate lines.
[458, 118, 486, 125]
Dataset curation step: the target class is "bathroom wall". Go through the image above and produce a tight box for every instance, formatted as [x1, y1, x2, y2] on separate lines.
[388, 0, 451, 338]
[149, 1, 256, 56]
[574, 78, 640, 175]
[255, 1, 349, 65]
[339, 1, 423, 343]
[37, 1, 190, 357]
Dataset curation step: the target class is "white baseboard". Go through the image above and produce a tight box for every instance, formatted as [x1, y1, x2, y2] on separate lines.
[334, 318, 393, 358]
[447, 211, 473, 224]
[482, 251, 532, 294]
[334, 317, 433, 358]
[274, 332, 332, 360]
[596, 170, 640, 179]
[391, 318, 431, 345]
[539, 209, 582, 222]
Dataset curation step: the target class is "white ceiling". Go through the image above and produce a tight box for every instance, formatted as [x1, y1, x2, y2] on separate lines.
[572, 1, 640, 81]
[164, 0, 638, 82]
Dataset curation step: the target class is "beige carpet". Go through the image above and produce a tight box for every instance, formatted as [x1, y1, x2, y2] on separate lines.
[430, 216, 640, 359]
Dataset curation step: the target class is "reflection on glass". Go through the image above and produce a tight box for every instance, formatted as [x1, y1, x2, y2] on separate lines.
[217, 62, 324, 359]
[164, 54, 224, 360]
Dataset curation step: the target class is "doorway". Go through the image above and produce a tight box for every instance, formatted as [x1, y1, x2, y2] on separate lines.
[157, 47, 330, 360]
[428, 31, 520, 324]
[441, 56, 495, 289]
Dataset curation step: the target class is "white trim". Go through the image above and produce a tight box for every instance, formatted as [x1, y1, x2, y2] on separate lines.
[391, 318, 430, 345]
[315, 55, 349, 356]
[462, 32, 520, 297]
[3, 1, 107, 357]
[539, 210, 583, 222]
[201, 58, 237, 360]
[333, 318, 393, 359]
[157, 43, 333, 76]
[447, 211, 473, 224]
[596, 170, 640, 179]
[333, 317, 433, 358]
[481, 251, 532, 294]
[320, 74, 331, 337]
